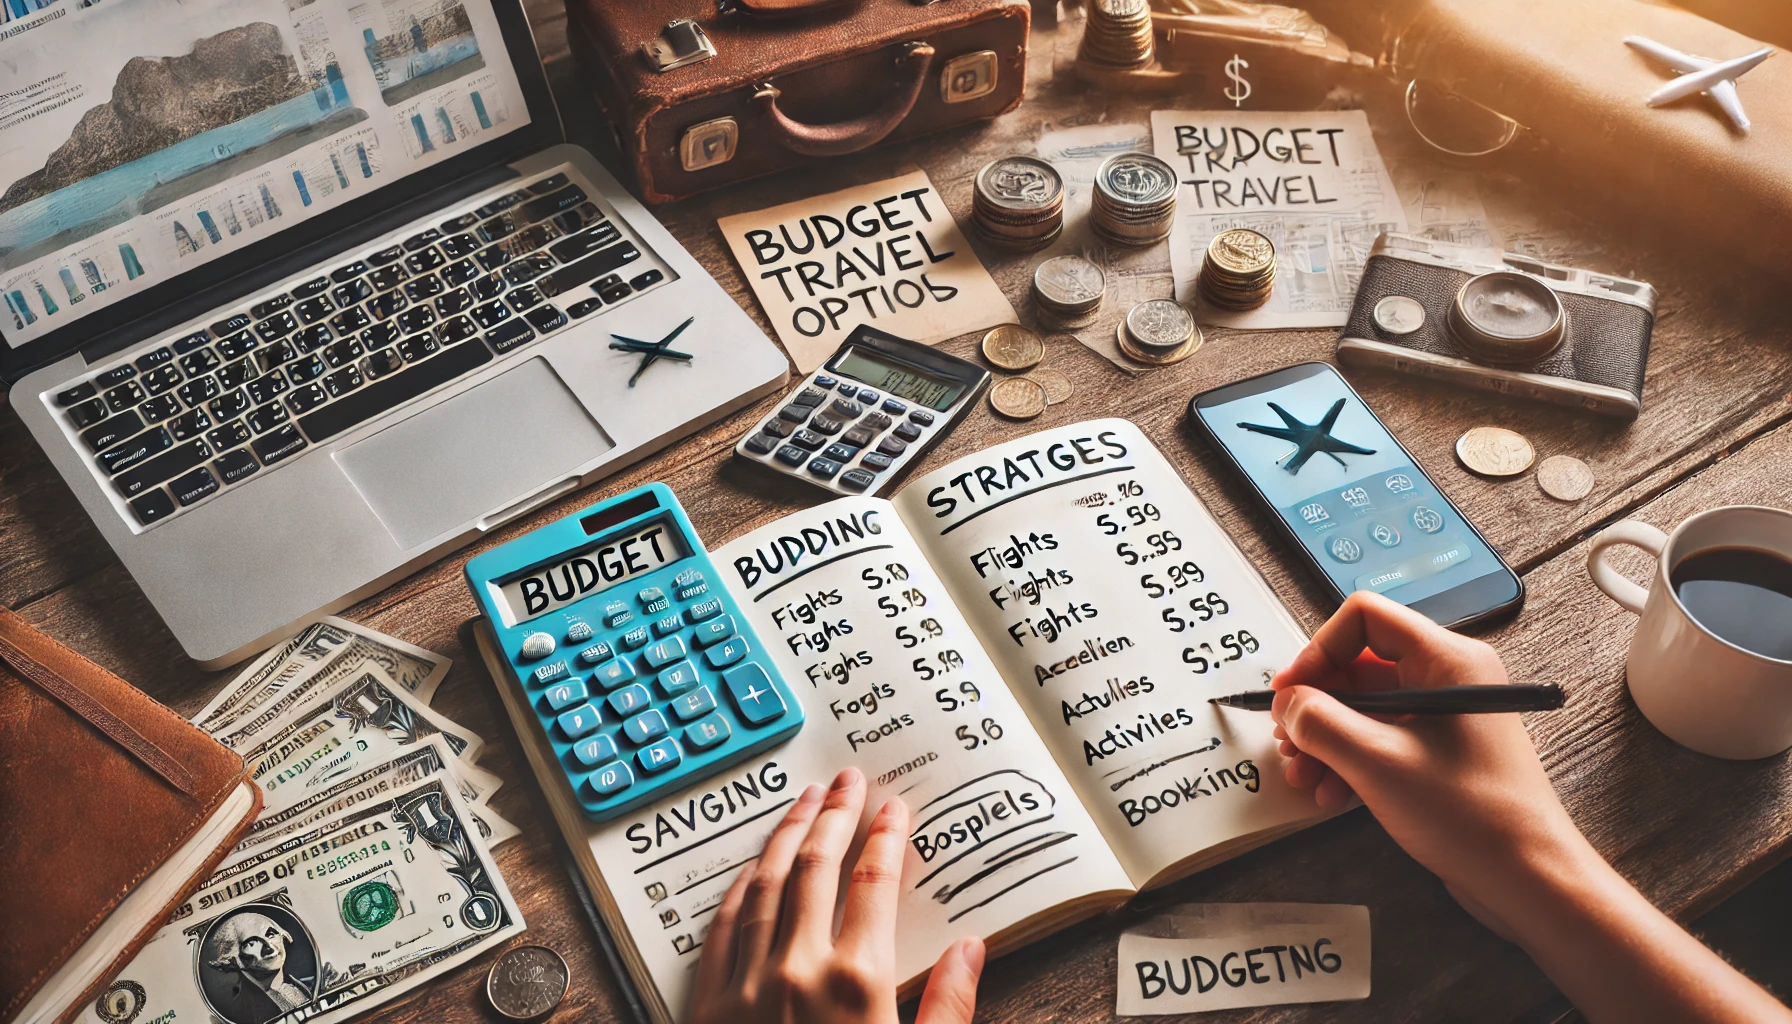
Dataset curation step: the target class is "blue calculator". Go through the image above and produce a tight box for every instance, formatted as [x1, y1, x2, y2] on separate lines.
[465, 484, 804, 821]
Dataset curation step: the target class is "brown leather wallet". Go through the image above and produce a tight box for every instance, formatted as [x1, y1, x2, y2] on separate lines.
[0, 607, 259, 1024]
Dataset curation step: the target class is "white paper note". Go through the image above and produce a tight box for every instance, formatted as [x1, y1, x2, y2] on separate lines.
[1151, 110, 1406, 329]
[1116, 903, 1371, 1015]
[718, 169, 1016, 372]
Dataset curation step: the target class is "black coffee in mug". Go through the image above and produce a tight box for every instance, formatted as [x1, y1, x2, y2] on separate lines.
[1669, 547, 1792, 661]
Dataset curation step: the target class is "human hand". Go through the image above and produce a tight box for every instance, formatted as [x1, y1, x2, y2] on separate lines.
[1269, 592, 1586, 934]
[689, 767, 986, 1024]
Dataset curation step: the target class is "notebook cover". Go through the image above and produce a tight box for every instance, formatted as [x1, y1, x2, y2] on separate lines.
[0, 606, 260, 1024]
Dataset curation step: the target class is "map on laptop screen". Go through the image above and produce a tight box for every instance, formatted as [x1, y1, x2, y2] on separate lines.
[0, 0, 530, 348]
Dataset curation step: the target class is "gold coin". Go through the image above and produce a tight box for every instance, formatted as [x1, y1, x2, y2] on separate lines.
[1026, 366, 1074, 405]
[1207, 229, 1276, 275]
[1536, 455, 1595, 501]
[989, 376, 1047, 419]
[1455, 426, 1536, 478]
[1116, 320, 1202, 365]
[981, 323, 1046, 372]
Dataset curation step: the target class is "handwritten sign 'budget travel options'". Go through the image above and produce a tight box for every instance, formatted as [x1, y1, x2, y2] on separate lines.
[719, 169, 1016, 372]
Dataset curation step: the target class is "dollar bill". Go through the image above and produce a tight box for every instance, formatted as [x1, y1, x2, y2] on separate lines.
[239, 667, 485, 823]
[80, 776, 523, 1024]
[197, 618, 449, 738]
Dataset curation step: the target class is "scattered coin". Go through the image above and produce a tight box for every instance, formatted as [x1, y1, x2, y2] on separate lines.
[1032, 255, 1106, 322]
[1536, 455, 1595, 501]
[1456, 426, 1536, 477]
[973, 157, 1064, 252]
[1372, 294, 1427, 335]
[487, 945, 570, 1021]
[990, 375, 1048, 419]
[1077, 0, 1154, 70]
[1197, 228, 1277, 311]
[981, 323, 1045, 371]
[1026, 366, 1074, 405]
[1091, 152, 1178, 246]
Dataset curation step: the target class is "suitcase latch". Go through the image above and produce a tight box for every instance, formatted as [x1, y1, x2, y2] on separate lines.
[644, 19, 716, 72]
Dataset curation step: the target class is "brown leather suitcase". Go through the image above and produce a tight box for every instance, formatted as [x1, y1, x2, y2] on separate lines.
[568, 0, 1030, 204]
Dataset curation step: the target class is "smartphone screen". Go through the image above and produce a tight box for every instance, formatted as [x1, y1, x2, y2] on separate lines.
[1192, 363, 1516, 615]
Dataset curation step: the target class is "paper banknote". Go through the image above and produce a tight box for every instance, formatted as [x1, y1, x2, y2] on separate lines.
[79, 776, 523, 1024]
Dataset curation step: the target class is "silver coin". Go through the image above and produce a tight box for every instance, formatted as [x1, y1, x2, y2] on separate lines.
[1096, 153, 1178, 207]
[487, 945, 570, 1020]
[1536, 455, 1595, 501]
[1372, 295, 1426, 335]
[975, 157, 1063, 211]
[1033, 256, 1105, 308]
[1124, 299, 1195, 350]
[1455, 426, 1536, 478]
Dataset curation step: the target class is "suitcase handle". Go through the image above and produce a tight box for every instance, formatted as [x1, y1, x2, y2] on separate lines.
[752, 42, 935, 157]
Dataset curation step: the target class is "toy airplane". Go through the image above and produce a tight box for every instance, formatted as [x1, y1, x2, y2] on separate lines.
[1625, 35, 1773, 133]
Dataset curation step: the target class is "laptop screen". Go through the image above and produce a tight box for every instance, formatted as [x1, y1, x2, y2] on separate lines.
[0, 0, 533, 351]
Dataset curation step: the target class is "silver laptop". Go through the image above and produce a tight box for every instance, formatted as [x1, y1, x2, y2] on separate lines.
[4, 0, 787, 667]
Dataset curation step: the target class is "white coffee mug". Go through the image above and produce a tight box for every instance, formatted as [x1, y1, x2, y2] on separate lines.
[1587, 505, 1792, 760]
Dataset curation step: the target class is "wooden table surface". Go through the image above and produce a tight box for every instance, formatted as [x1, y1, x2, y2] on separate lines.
[7, 6, 1792, 1023]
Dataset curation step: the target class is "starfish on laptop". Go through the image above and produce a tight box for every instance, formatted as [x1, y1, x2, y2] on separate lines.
[1625, 34, 1772, 133]
[1238, 398, 1376, 473]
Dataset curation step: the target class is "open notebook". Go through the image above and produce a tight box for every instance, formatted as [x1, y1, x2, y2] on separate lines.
[473, 418, 1326, 1024]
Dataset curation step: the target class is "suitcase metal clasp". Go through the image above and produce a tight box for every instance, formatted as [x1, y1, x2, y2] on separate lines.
[644, 19, 717, 72]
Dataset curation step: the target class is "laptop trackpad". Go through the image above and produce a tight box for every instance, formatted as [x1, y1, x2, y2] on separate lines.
[336, 358, 613, 549]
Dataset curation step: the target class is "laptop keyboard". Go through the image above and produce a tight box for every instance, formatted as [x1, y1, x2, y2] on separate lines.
[46, 167, 669, 529]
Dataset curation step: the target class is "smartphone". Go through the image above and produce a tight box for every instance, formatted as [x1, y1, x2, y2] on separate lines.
[1188, 361, 1523, 629]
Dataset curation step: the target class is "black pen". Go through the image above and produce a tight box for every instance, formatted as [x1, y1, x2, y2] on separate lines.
[1208, 683, 1565, 714]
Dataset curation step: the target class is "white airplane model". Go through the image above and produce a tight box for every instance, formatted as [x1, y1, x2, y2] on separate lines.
[1625, 34, 1773, 133]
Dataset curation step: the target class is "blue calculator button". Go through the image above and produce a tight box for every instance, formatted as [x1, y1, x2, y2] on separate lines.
[840, 469, 877, 492]
[671, 685, 717, 721]
[587, 760, 634, 796]
[775, 444, 807, 467]
[835, 383, 857, 398]
[676, 581, 709, 601]
[637, 737, 682, 774]
[557, 702, 603, 740]
[882, 398, 907, 414]
[862, 452, 894, 471]
[531, 660, 570, 686]
[658, 659, 701, 697]
[723, 663, 787, 725]
[566, 621, 594, 643]
[604, 601, 633, 628]
[814, 375, 837, 389]
[652, 614, 683, 637]
[789, 428, 826, 450]
[544, 678, 589, 711]
[808, 457, 842, 480]
[686, 600, 726, 625]
[823, 442, 859, 462]
[591, 656, 636, 689]
[519, 632, 556, 660]
[623, 708, 670, 745]
[578, 641, 616, 666]
[638, 586, 669, 612]
[705, 635, 750, 669]
[685, 714, 731, 750]
[675, 569, 704, 587]
[857, 390, 880, 404]
[644, 634, 687, 667]
[620, 625, 650, 650]
[908, 409, 936, 426]
[607, 683, 651, 718]
[691, 614, 735, 645]
[571, 734, 618, 768]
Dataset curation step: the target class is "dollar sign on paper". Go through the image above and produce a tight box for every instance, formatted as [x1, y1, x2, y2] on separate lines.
[1224, 54, 1251, 108]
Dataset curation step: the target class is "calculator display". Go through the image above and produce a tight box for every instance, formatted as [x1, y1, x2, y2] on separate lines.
[832, 348, 964, 411]
[498, 518, 691, 623]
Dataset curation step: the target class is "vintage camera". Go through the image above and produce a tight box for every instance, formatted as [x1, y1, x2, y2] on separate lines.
[1337, 233, 1656, 419]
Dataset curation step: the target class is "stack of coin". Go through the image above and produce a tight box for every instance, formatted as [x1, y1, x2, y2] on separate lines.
[1196, 228, 1277, 310]
[972, 157, 1064, 251]
[1091, 153, 1178, 246]
[1031, 255, 1106, 326]
[1078, 0, 1154, 70]
[1117, 298, 1202, 364]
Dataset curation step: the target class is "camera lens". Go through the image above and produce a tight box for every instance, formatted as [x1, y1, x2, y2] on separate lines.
[1447, 271, 1565, 364]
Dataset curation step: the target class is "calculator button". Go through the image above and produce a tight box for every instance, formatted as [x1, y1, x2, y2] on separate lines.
[862, 452, 894, 471]
[841, 426, 876, 447]
[705, 635, 750, 669]
[789, 429, 826, 451]
[637, 586, 668, 610]
[857, 390, 880, 405]
[637, 737, 682, 774]
[623, 708, 669, 745]
[723, 664, 787, 725]
[644, 634, 687, 667]
[835, 384, 857, 398]
[840, 468, 877, 492]
[876, 437, 908, 458]
[671, 685, 717, 721]
[691, 613, 734, 644]
[544, 679, 590, 712]
[603, 601, 633, 628]
[519, 632, 556, 659]
[814, 376, 837, 389]
[882, 398, 907, 414]
[657, 659, 701, 697]
[809, 414, 845, 435]
[909, 409, 936, 426]
[808, 457, 842, 480]
[607, 683, 651, 718]
[892, 422, 922, 443]
[620, 625, 650, 649]
[532, 660, 570, 686]
[557, 703, 603, 740]
[744, 433, 779, 455]
[822, 443, 858, 462]
[578, 641, 616, 666]
[777, 405, 811, 424]
[675, 580, 709, 601]
[861, 412, 892, 431]
[587, 760, 634, 796]
[675, 569, 705, 587]
[571, 734, 618, 768]
[791, 387, 827, 408]
[829, 398, 863, 418]
[774, 445, 808, 467]
[761, 419, 793, 438]
[653, 614, 682, 637]
[685, 714, 732, 750]
[567, 621, 594, 643]
[591, 656, 635, 689]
